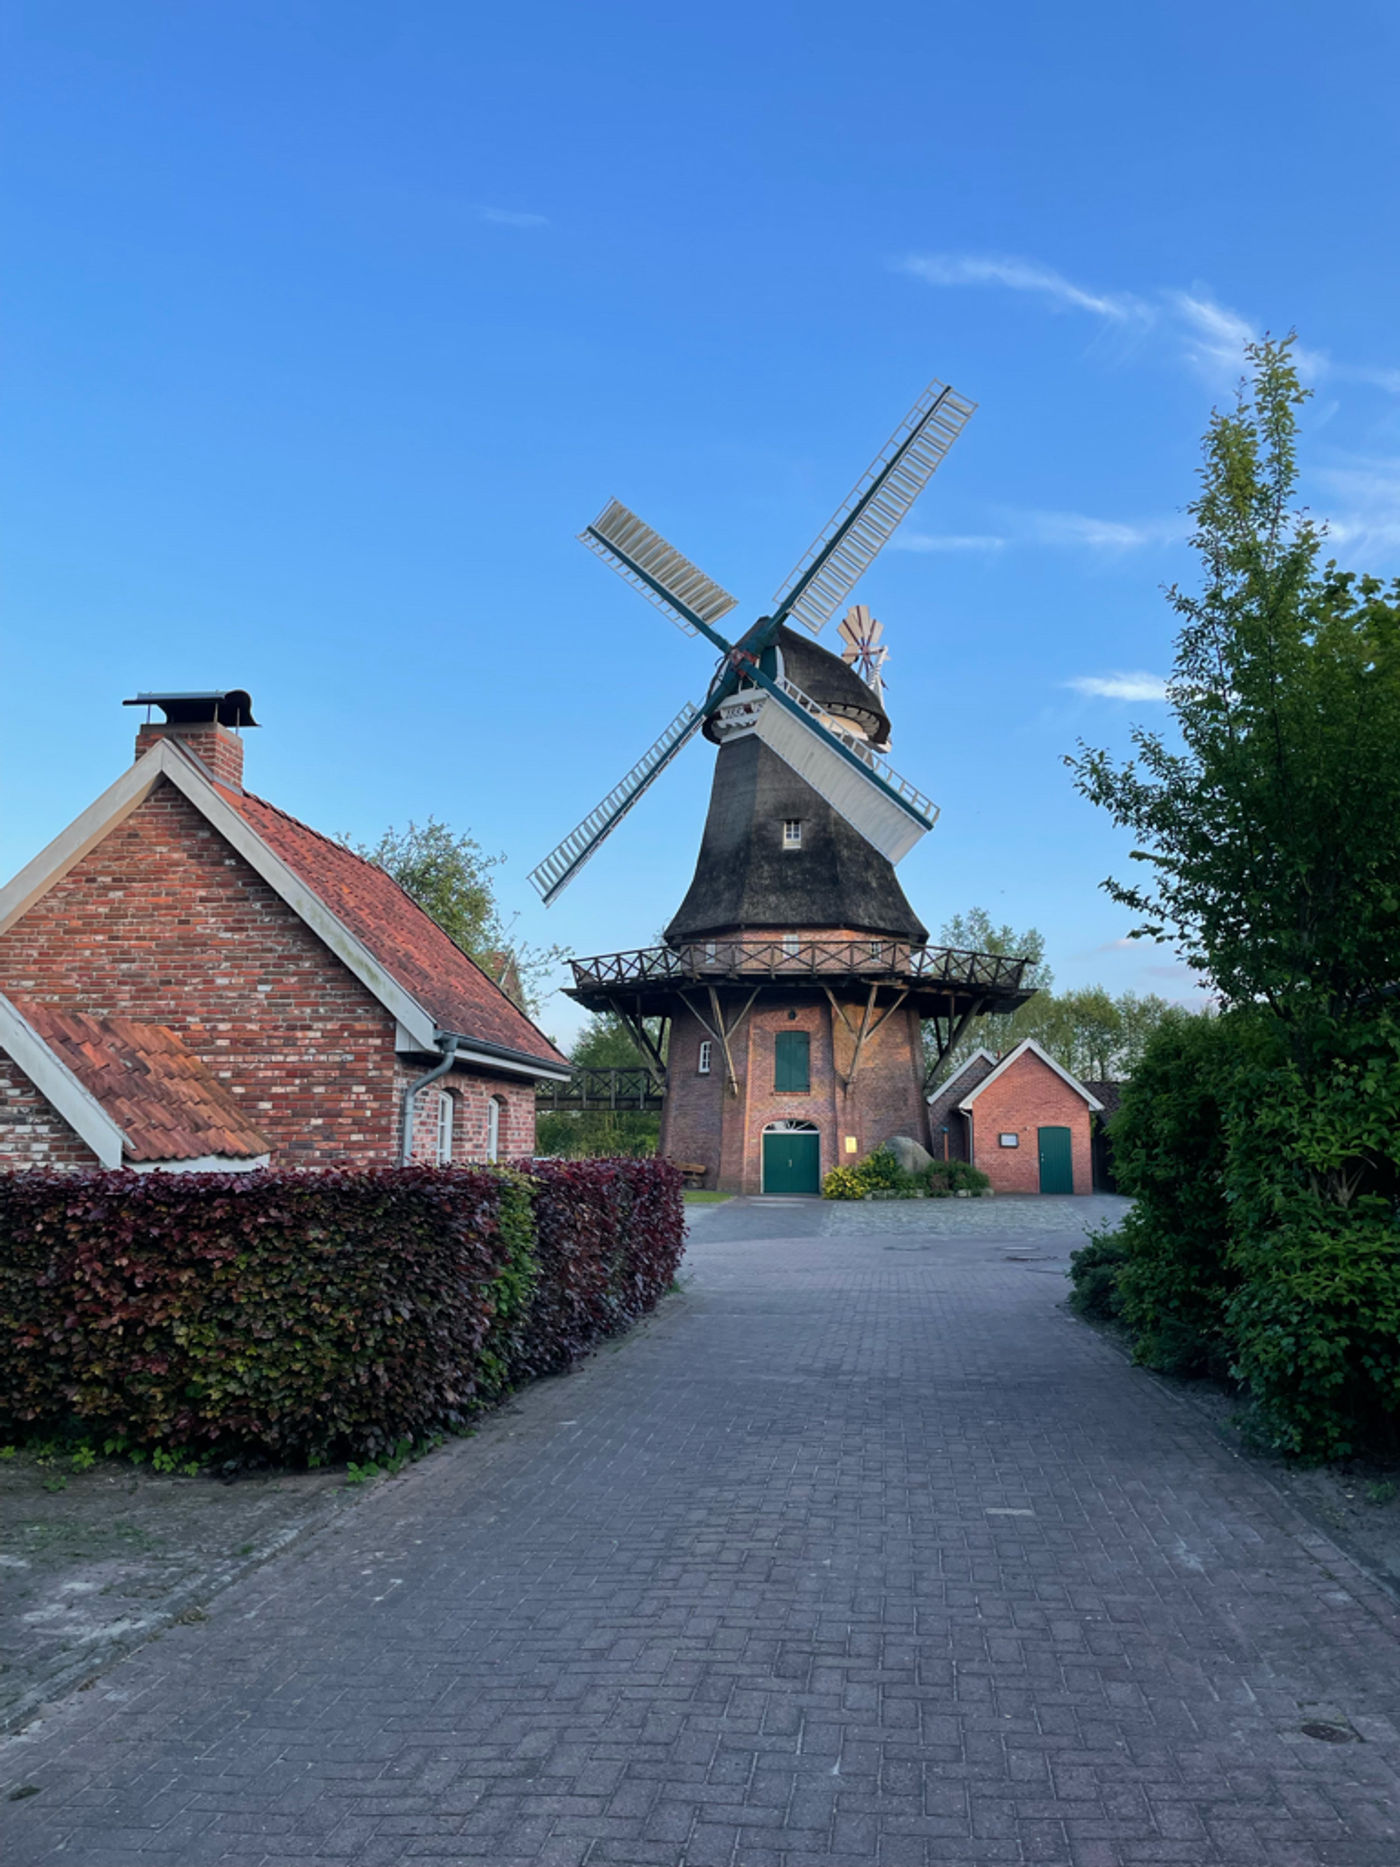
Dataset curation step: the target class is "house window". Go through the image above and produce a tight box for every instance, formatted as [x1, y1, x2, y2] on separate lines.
[436, 1092, 454, 1164]
[782, 819, 802, 848]
[698, 1039, 712, 1075]
[774, 1029, 810, 1093]
[487, 1097, 502, 1164]
[703, 940, 717, 964]
[782, 932, 800, 958]
[869, 940, 885, 963]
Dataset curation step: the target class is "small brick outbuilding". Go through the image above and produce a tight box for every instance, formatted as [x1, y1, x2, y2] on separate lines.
[0, 690, 570, 1173]
[926, 1039, 1102, 1195]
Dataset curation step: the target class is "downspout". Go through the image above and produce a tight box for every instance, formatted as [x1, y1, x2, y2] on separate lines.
[400, 1034, 459, 1164]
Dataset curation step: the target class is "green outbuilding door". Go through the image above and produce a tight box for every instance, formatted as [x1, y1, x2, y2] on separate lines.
[1037, 1126, 1074, 1195]
[762, 1126, 820, 1194]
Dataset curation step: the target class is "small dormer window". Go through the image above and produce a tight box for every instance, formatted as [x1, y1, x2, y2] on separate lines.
[698, 1039, 712, 1075]
[782, 819, 802, 848]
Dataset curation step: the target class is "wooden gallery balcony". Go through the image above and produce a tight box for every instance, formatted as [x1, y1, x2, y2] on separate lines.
[565, 939, 1035, 1023]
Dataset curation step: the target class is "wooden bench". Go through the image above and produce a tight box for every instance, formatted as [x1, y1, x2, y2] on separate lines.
[671, 1160, 709, 1189]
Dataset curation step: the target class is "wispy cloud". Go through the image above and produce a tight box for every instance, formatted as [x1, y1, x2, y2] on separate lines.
[898, 253, 1398, 397]
[892, 512, 1181, 557]
[476, 206, 549, 228]
[1315, 455, 1400, 557]
[1029, 511, 1181, 551]
[890, 531, 1008, 553]
[1066, 672, 1169, 702]
[896, 252, 1145, 323]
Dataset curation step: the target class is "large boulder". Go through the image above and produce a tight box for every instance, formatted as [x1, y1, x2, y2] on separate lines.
[884, 1134, 933, 1175]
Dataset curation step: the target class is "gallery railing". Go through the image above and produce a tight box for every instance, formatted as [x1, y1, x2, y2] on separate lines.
[536, 1066, 665, 1112]
[569, 940, 1029, 994]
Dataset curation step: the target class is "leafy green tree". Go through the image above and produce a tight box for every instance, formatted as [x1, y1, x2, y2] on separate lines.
[535, 1012, 663, 1159]
[341, 816, 567, 1014]
[1065, 335, 1400, 1458]
[938, 908, 1052, 990]
[926, 908, 1179, 1081]
[1068, 336, 1400, 1023]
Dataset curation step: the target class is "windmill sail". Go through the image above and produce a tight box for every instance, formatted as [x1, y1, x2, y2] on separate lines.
[528, 700, 706, 904]
[772, 379, 975, 637]
[582, 500, 738, 639]
[713, 676, 938, 864]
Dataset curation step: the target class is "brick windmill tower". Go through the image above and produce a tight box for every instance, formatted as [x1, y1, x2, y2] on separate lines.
[531, 378, 1033, 1193]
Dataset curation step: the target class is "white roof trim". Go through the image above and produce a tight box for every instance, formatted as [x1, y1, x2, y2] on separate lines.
[957, 1038, 1104, 1114]
[0, 740, 441, 1053]
[0, 739, 567, 1073]
[129, 1153, 271, 1174]
[925, 1048, 997, 1104]
[0, 994, 125, 1168]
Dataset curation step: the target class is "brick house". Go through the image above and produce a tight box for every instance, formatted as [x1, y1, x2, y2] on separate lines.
[926, 1039, 1102, 1195]
[0, 691, 569, 1173]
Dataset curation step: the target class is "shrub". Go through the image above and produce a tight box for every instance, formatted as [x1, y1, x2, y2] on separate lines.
[0, 1158, 684, 1466]
[1108, 1012, 1237, 1376]
[856, 1146, 908, 1190]
[1224, 1214, 1400, 1460]
[924, 1160, 990, 1197]
[1067, 1228, 1127, 1321]
[821, 1166, 866, 1201]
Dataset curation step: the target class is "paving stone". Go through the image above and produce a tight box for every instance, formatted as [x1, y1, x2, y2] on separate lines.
[3, 1199, 1400, 1863]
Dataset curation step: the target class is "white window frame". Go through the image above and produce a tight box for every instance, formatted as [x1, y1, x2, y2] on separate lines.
[782, 819, 802, 849]
[698, 1039, 712, 1075]
[782, 932, 800, 958]
[487, 1096, 502, 1164]
[436, 1091, 454, 1164]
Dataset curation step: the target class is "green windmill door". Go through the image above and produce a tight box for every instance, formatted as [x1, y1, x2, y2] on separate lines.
[1037, 1126, 1074, 1194]
[763, 1127, 820, 1194]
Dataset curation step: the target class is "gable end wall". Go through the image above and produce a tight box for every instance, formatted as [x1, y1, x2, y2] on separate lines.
[967, 1053, 1094, 1194]
[0, 781, 408, 1165]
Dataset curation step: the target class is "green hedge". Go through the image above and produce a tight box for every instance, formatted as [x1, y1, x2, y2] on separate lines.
[0, 1159, 684, 1466]
[1069, 1007, 1400, 1459]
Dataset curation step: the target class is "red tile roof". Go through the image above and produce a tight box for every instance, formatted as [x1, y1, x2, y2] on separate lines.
[218, 788, 567, 1068]
[17, 1001, 270, 1163]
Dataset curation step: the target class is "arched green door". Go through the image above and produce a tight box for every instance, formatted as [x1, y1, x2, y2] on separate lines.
[763, 1128, 820, 1194]
[1037, 1126, 1074, 1194]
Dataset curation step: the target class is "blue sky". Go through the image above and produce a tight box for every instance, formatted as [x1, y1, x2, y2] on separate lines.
[4, 1, 1398, 1045]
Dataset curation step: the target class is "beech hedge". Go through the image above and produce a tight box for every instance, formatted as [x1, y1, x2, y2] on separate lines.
[0, 1158, 684, 1465]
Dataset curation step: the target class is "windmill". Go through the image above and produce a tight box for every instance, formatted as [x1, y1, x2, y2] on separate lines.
[528, 376, 975, 906]
[837, 605, 889, 711]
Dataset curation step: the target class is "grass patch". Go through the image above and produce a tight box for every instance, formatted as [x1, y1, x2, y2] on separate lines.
[684, 1190, 730, 1204]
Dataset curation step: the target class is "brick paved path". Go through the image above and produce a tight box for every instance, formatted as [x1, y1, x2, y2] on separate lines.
[5, 1197, 1400, 1866]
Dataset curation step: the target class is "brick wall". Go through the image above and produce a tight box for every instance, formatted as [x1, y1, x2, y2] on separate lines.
[966, 1051, 1094, 1194]
[0, 781, 405, 1165]
[401, 1069, 537, 1164]
[926, 1055, 996, 1163]
[660, 990, 930, 1194]
[0, 1054, 102, 1170]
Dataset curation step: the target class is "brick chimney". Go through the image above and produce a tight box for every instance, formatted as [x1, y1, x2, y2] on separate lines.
[125, 690, 258, 791]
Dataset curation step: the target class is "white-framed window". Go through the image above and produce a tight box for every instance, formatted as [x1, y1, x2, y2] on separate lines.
[486, 1096, 502, 1164]
[698, 1039, 712, 1075]
[782, 932, 800, 958]
[782, 819, 802, 848]
[436, 1091, 454, 1164]
[869, 940, 885, 962]
[703, 940, 717, 964]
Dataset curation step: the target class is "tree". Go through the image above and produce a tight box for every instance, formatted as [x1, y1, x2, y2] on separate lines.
[938, 908, 1053, 992]
[341, 816, 568, 1015]
[1068, 336, 1400, 1023]
[535, 1013, 661, 1159]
